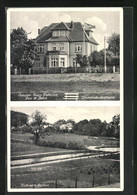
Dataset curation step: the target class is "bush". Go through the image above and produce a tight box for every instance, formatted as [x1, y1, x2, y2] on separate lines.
[37, 139, 84, 150]
[48, 67, 62, 74]
[67, 141, 85, 150]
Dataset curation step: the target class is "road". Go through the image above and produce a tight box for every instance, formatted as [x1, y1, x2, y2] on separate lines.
[11, 150, 119, 169]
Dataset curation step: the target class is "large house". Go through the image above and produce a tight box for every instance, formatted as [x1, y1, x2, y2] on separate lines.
[33, 21, 99, 72]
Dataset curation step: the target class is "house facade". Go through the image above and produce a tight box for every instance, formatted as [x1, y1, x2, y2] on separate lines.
[33, 21, 99, 72]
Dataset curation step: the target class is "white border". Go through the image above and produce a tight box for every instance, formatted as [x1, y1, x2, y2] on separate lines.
[7, 7, 123, 192]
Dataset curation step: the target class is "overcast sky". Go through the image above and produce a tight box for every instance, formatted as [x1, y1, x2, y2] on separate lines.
[11, 106, 120, 124]
[9, 8, 121, 50]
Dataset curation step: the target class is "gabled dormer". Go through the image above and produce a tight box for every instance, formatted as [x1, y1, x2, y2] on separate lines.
[51, 22, 70, 37]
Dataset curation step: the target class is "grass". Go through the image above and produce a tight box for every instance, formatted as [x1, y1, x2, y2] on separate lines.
[11, 132, 119, 155]
[11, 132, 120, 188]
[39, 133, 119, 147]
[11, 73, 120, 100]
[11, 157, 120, 188]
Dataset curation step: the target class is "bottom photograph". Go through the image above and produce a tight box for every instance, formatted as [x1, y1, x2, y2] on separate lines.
[9, 106, 121, 190]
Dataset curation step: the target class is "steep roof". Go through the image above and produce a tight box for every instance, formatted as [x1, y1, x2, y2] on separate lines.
[46, 36, 71, 42]
[36, 22, 99, 45]
[52, 22, 70, 31]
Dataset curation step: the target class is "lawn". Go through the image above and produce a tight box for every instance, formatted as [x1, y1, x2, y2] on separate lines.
[11, 73, 120, 100]
[11, 132, 120, 188]
[11, 157, 120, 188]
[11, 132, 119, 155]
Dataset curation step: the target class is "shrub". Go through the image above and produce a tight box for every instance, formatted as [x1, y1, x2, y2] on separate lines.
[37, 139, 84, 150]
[67, 141, 84, 150]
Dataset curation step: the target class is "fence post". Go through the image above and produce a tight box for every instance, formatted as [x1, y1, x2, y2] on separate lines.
[92, 174, 95, 187]
[113, 65, 116, 73]
[55, 179, 57, 188]
[75, 177, 77, 188]
[108, 174, 110, 185]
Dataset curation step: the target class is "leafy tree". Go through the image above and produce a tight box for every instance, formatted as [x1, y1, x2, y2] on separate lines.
[75, 54, 83, 67]
[106, 114, 120, 138]
[11, 111, 28, 127]
[66, 119, 75, 126]
[75, 54, 89, 67]
[112, 114, 120, 138]
[111, 56, 120, 67]
[31, 110, 47, 126]
[11, 27, 35, 73]
[89, 51, 100, 66]
[82, 55, 90, 67]
[98, 50, 114, 66]
[107, 33, 120, 57]
[52, 119, 67, 132]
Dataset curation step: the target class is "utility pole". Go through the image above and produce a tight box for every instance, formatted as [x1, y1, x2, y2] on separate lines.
[83, 23, 85, 56]
[104, 36, 107, 73]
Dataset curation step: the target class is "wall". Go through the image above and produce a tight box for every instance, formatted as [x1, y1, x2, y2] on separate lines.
[47, 42, 69, 54]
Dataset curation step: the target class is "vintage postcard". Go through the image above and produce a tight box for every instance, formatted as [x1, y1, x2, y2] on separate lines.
[7, 7, 124, 192]
[7, 8, 123, 101]
[7, 103, 123, 191]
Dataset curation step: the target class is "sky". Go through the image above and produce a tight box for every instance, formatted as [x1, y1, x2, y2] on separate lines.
[9, 8, 121, 50]
[11, 106, 120, 124]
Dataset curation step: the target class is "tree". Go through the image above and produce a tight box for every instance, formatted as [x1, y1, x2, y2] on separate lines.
[11, 27, 35, 73]
[75, 54, 89, 67]
[107, 33, 120, 57]
[105, 114, 120, 138]
[66, 119, 75, 126]
[52, 119, 67, 132]
[89, 51, 100, 66]
[112, 114, 120, 138]
[11, 111, 28, 127]
[82, 55, 90, 67]
[75, 54, 83, 67]
[31, 110, 47, 126]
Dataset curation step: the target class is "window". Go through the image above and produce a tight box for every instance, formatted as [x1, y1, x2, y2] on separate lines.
[60, 58, 65, 67]
[61, 31, 66, 37]
[73, 58, 76, 67]
[37, 44, 44, 52]
[57, 31, 61, 37]
[51, 58, 58, 67]
[53, 30, 67, 37]
[52, 43, 56, 51]
[53, 31, 57, 37]
[59, 43, 64, 51]
[75, 44, 82, 53]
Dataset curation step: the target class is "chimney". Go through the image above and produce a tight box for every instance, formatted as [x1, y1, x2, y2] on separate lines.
[38, 29, 41, 35]
[71, 21, 74, 28]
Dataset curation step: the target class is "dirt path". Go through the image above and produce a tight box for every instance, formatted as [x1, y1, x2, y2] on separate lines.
[11, 152, 118, 169]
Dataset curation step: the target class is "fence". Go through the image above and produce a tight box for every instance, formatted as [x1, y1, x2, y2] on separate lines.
[11, 66, 120, 75]
[11, 162, 120, 188]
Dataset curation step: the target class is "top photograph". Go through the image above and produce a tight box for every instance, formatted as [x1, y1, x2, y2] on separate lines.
[7, 8, 123, 101]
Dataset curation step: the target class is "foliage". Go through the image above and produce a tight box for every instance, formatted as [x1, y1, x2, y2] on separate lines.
[75, 54, 90, 67]
[31, 110, 47, 126]
[52, 119, 66, 132]
[11, 111, 28, 127]
[75, 54, 83, 67]
[105, 114, 120, 138]
[111, 56, 120, 67]
[89, 51, 100, 66]
[66, 119, 75, 126]
[11, 27, 35, 73]
[89, 49, 119, 68]
[107, 33, 120, 57]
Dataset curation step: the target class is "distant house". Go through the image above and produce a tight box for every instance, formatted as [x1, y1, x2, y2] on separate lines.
[60, 123, 73, 132]
[33, 21, 99, 72]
